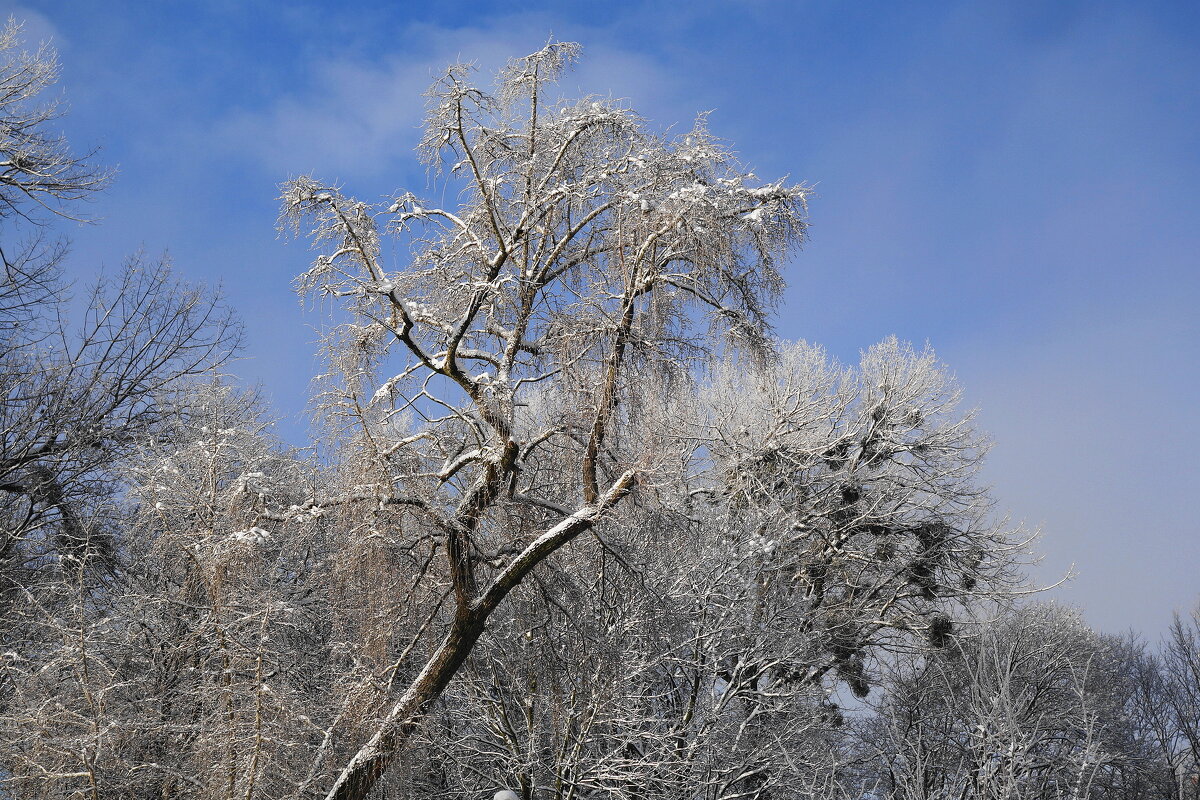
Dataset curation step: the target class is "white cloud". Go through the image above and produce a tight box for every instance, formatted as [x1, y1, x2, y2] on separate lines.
[215, 19, 684, 181]
[218, 57, 431, 179]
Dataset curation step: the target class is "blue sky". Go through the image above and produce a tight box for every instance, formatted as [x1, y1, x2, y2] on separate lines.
[8, 0, 1198, 637]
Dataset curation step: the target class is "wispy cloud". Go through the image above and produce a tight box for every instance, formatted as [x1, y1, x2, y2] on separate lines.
[213, 18, 684, 183]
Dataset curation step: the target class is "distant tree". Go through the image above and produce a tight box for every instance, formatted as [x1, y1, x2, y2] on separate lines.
[1124, 604, 1200, 800]
[1, 384, 309, 798]
[843, 604, 1172, 800]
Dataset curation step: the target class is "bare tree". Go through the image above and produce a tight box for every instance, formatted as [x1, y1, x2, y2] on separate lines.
[0, 15, 238, 579]
[1, 382, 325, 798]
[0, 19, 241, 796]
[845, 605, 1152, 800]
[280, 40, 808, 799]
[1125, 604, 1200, 800]
[692, 338, 1029, 693]
[418, 338, 1029, 800]
[0, 18, 108, 224]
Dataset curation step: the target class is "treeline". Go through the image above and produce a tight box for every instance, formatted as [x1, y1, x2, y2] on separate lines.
[0, 28, 1195, 800]
[847, 604, 1200, 800]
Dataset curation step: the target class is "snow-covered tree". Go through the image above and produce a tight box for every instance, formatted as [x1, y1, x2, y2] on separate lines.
[382, 339, 1026, 800]
[845, 605, 1141, 800]
[0, 19, 108, 224]
[0, 18, 237, 592]
[1, 384, 317, 797]
[276, 41, 1031, 799]
[1123, 604, 1200, 800]
[280, 40, 809, 799]
[0, 22, 239, 797]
